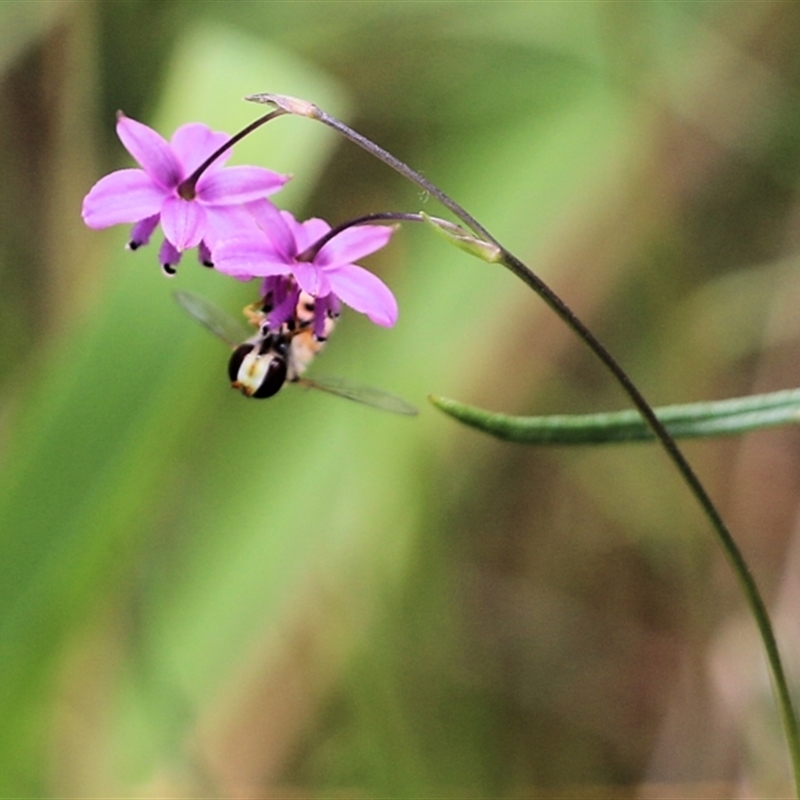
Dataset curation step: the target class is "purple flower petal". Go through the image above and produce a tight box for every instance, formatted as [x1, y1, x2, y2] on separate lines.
[249, 202, 296, 261]
[293, 261, 332, 298]
[292, 216, 331, 253]
[160, 195, 206, 251]
[213, 235, 296, 280]
[116, 114, 181, 189]
[315, 224, 394, 269]
[170, 122, 231, 176]
[198, 165, 289, 204]
[199, 203, 263, 255]
[81, 169, 167, 228]
[325, 263, 398, 327]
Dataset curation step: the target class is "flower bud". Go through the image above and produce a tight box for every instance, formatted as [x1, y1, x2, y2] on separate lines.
[420, 213, 502, 263]
[245, 93, 320, 119]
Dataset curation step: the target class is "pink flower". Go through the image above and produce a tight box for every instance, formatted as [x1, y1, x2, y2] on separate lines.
[81, 114, 289, 274]
[213, 203, 398, 330]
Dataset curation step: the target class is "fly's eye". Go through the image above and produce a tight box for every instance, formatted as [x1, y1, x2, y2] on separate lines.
[251, 355, 287, 398]
[228, 344, 254, 383]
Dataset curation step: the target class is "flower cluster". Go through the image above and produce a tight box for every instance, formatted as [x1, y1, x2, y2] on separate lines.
[81, 114, 397, 332]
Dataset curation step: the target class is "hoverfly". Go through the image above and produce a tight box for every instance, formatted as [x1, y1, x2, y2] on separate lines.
[174, 290, 418, 415]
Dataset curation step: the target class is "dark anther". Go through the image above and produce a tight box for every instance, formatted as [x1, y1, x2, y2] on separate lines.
[162, 263, 177, 276]
[128, 241, 140, 251]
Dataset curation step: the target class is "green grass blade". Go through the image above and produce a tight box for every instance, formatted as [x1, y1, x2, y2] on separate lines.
[430, 389, 800, 444]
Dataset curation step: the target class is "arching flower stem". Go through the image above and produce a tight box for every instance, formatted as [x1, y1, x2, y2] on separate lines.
[246, 94, 495, 245]
[246, 92, 800, 794]
[296, 212, 423, 262]
[176, 108, 287, 199]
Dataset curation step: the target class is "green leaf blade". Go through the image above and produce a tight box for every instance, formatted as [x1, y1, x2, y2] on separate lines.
[430, 389, 800, 445]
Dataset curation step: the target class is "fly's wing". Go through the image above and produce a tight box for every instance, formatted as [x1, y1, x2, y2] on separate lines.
[174, 290, 249, 348]
[300, 374, 418, 416]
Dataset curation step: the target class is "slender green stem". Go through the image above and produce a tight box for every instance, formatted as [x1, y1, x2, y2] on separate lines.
[245, 93, 496, 244]
[246, 93, 800, 792]
[497, 249, 800, 790]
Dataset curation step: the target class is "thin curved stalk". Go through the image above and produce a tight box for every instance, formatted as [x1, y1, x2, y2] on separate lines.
[499, 247, 800, 794]
[246, 93, 800, 793]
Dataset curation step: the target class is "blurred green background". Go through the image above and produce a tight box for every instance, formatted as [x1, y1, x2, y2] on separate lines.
[2, 1, 800, 797]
